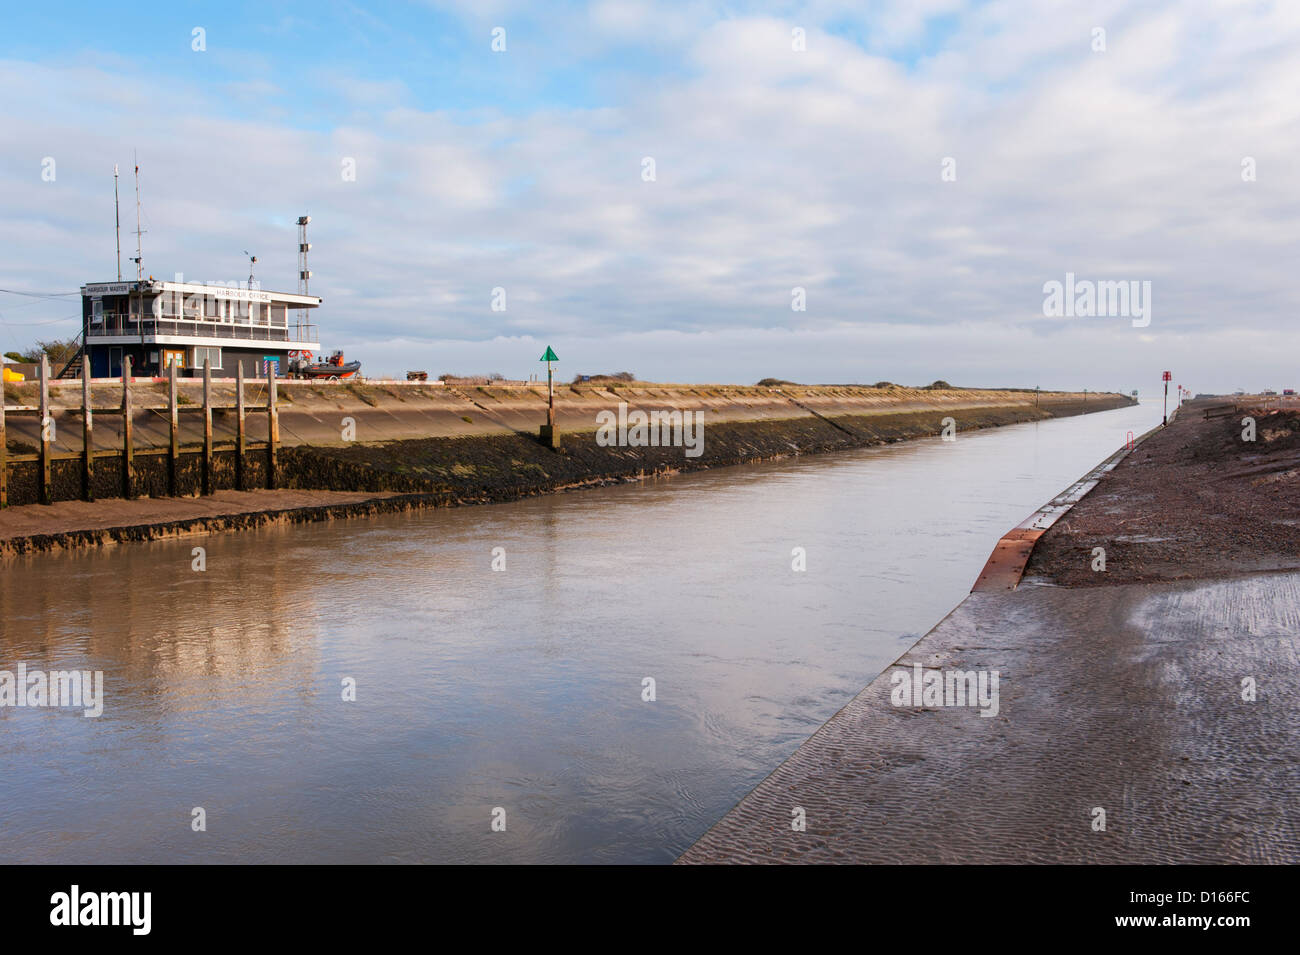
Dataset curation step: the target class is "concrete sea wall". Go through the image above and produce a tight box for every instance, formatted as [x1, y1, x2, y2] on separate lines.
[4, 379, 1128, 454]
[1, 383, 1133, 555]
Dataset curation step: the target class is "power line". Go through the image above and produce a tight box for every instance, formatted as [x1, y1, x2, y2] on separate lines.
[0, 289, 80, 298]
[0, 314, 81, 326]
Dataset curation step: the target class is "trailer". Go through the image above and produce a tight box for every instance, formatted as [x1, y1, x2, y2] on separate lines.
[289, 350, 361, 380]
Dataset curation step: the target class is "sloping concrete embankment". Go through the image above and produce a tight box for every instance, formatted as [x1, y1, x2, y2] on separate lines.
[1, 384, 1131, 554]
[678, 410, 1300, 864]
[4, 379, 1124, 453]
[272, 391, 1129, 502]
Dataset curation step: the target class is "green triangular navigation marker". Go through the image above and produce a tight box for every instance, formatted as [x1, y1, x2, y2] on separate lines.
[539, 346, 559, 362]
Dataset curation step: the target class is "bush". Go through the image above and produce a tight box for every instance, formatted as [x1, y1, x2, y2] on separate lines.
[573, 371, 636, 384]
[11, 338, 80, 366]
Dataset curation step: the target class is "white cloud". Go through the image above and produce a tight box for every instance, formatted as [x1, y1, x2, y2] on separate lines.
[3, 1, 1300, 392]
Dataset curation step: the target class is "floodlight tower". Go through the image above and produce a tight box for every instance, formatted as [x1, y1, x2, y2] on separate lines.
[296, 215, 311, 344]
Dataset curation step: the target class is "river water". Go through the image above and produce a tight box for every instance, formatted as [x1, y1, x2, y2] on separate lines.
[0, 402, 1161, 863]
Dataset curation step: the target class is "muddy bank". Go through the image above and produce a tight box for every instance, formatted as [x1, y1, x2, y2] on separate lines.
[0, 490, 432, 558]
[274, 399, 1131, 501]
[3, 392, 1132, 509]
[1, 394, 1132, 555]
[1025, 399, 1300, 586]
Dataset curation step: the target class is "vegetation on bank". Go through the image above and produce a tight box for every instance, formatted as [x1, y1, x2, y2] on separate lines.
[5, 337, 79, 367]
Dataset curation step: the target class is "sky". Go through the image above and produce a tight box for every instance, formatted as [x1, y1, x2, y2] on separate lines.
[1, 0, 1298, 391]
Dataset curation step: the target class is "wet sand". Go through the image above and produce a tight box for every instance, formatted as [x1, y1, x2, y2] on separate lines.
[678, 576, 1300, 863]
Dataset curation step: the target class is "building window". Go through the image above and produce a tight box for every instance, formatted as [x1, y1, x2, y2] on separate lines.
[190, 346, 222, 369]
[153, 294, 177, 319]
[91, 298, 104, 325]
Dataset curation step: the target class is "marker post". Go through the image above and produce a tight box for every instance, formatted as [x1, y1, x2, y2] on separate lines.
[539, 346, 560, 449]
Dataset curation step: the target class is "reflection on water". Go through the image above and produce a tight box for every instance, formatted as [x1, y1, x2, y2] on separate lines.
[0, 403, 1160, 863]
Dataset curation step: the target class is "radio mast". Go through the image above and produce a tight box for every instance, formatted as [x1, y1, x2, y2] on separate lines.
[114, 164, 122, 281]
[296, 215, 311, 343]
[132, 152, 144, 281]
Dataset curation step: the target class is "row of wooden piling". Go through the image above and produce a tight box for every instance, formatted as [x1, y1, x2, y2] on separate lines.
[0, 354, 279, 508]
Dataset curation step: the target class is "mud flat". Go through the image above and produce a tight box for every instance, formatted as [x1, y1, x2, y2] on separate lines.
[0, 384, 1132, 556]
[678, 404, 1300, 864]
[0, 489, 426, 557]
[1025, 399, 1300, 585]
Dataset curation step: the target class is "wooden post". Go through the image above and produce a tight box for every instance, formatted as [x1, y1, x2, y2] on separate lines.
[39, 355, 52, 505]
[547, 361, 555, 430]
[235, 361, 246, 491]
[122, 356, 134, 498]
[266, 362, 278, 489]
[168, 359, 179, 496]
[0, 371, 7, 508]
[539, 348, 559, 449]
[202, 358, 213, 495]
[82, 354, 94, 501]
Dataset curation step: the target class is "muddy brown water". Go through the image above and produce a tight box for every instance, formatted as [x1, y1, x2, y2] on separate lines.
[0, 402, 1161, 863]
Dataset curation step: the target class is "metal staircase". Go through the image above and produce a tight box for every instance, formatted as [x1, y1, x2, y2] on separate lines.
[54, 333, 85, 380]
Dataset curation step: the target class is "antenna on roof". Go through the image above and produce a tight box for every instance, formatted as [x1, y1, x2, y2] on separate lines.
[130, 152, 145, 281]
[243, 250, 258, 289]
[114, 164, 122, 281]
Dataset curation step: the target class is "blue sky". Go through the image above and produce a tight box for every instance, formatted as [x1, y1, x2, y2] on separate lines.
[3, 1, 698, 116]
[3, 1, 1299, 391]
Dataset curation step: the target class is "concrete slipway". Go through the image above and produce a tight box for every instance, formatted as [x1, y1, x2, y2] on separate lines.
[678, 575, 1299, 864]
[678, 418, 1300, 865]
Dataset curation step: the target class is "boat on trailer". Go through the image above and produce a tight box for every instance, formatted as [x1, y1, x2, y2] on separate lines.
[290, 350, 361, 380]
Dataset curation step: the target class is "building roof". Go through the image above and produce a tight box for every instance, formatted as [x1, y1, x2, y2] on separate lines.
[81, 280, 321, 308]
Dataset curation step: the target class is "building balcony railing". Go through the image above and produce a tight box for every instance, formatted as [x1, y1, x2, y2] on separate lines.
[88, 317, 319, 344]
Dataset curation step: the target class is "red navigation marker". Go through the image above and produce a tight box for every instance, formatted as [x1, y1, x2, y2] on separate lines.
[1162, 371, 1172, 382]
